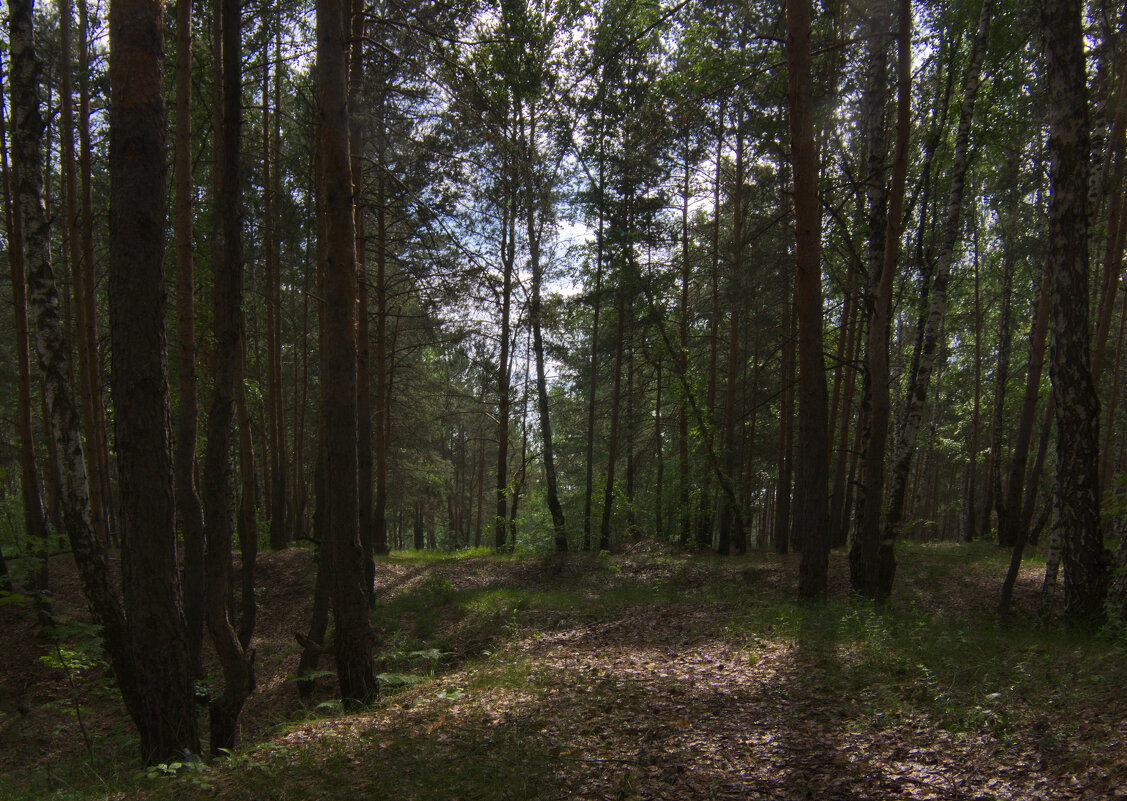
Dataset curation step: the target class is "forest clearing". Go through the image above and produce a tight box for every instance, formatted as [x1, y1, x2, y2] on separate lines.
[2, 542, 1126, 800]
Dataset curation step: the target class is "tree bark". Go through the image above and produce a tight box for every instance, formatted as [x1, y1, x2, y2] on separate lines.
[202, 0, 255, 753]
[316, 0, 378, 705]
[1043, 0, 1106, 628]
[786, 0, 831, 600]
[7, 0, 175, 761]
[171, 0, 206, 679]
[851, 0, 909, 599]
[107, 0, 201, 761]
[349, 0, 373, 595]
[0, 63, 50, 604]
[265, 16, 289, 552]
[77, 0, 113, 547]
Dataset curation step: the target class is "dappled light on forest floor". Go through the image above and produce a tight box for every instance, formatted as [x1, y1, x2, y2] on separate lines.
[2, 543, 1126, 800]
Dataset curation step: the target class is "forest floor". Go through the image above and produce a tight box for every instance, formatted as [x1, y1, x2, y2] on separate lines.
[2, 540, 1126, 800]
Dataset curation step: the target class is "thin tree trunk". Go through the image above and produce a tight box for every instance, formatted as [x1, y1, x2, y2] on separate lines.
[998, 268, 1050, 614]
[77, 0, 113, 547]
[678, 125, 692, 547]
[265, 18, 288, 552]
[60, 0, 106, 559]
[202, 0, 255, 753]
[985, 250, 1014, 544]
[373, 66, 390, 557]
[599, 290, 626, 551]
[700, 103, 725, 550]
[718, 102, 746, 556]
[961, 219, 983, 542]
[172, 0, 206, 678]
[582, 158, 604, 552]
[882, 0, 995, 596]
[349, 0, 373, 596]
[495, 174, 514, 551]
[525, 110, 566, 553]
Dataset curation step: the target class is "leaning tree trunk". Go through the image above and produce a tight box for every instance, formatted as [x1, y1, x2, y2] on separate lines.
[1043, 0, 1106, 628]
[316, 0, 378, 707]
[786, 0, 831, 600]
[881, 0, 994, 598]
[998, 265, 1050, 614]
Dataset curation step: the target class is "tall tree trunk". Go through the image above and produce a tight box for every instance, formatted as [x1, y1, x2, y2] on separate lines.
[0, 64, 50, 604]
[961, 221, 983, 542]
[678, 124, 692, 547]
[525, 110, 566, 553]
[851, 0, 909, 599]
[60, 0, 106, 560]
[495, 177, 514, 551]
[265, 17, 288, 552]
[599, 289, 627, 552]
[700, 103, 725, 550]
[172, 0, 206, 677]
[349, 0, 373, 595]
[882, 0, 994, 596]
[107, 0, 200, 760]
[77, 0, 113, 546]
[582, 154, 605, 551]
[373, 59, 390, 557]
[202, 0, 255, 753]
[1043, 0, 1106, 628]
[316, 0, 378, 705]
[786, 0, 831, 600]
[8, 0, 150, 750]
[718, 103, 746, 556]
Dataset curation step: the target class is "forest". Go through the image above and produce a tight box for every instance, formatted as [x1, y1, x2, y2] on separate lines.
[1, 0, 1126, 797]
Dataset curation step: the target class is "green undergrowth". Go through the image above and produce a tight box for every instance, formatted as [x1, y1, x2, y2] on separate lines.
[4, 543, 1124, 801]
